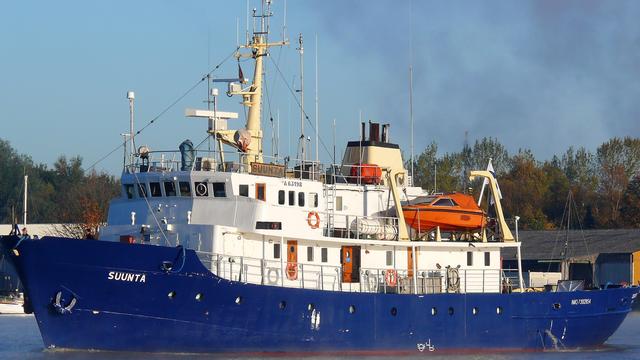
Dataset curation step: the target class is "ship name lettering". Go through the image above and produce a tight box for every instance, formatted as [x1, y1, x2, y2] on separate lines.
[107, 271, 146, 283]
[571, 298, 591, 305]
[283, 180, 302, 187]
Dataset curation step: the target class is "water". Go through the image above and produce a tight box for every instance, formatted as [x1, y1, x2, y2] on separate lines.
[1, 313, 639, 360]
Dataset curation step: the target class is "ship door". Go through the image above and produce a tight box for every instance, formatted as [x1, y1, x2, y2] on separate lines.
[341, 246, 361, 283]
[286, 240, 298, 280]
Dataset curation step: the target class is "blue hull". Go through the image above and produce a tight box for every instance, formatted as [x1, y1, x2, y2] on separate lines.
[2, 235, 637, 354]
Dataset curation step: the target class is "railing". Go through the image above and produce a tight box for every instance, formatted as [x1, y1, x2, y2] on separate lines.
[196, 251, 503, 294]
[123, 149, 391, 186]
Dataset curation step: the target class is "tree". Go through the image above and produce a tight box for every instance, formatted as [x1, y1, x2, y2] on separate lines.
[619, 175, 640, 227]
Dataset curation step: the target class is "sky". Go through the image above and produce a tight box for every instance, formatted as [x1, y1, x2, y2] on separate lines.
[1, 1, 639, 175]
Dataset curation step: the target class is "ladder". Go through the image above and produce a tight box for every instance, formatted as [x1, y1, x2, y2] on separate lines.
[324, 183, 336, 236]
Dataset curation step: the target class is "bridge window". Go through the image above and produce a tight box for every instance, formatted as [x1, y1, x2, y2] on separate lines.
[278, 190, 285, 205]
[124, 184, 134, 199]
[179, 181, 191, 197]
[256, 183, 266, 201]
[484, 252, 490, 266]
[386, 251, 393, 266]
[239, 184, 249, 197]
[321, 248, 328, 263]
[150, 182, 162, 197]
[195, 182, 209, 197]
[307, 246, 314, 262]
[164, 181, 176, 197]
[212, 182, 226, 197]
[298, 192, 305, 207]
[288, 191, 295, 205]
[137, 183, 147, 198]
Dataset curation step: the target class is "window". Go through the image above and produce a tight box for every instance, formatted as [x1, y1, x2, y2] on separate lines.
[433, 198, 456, 206]
[278, 190, 285, 205]
[386, 251, 393, 266]
[239, 184, 249, 197]
[288, 191, 295, 206]
[256, 183, 266, 201]
[321, 248, 328, 263]
[179, 181, 191, 197]
[484, 252, 490, 266]
[467, 252, 473, 266]
[194, 182, 209, 197]
[274, 243, 281, 259]
[150, 182, 162, 197]
[309, 192, 318, 207]
[307, 246, 314, 262]
[256, 221, 282, 230]
[137, 183, 147, 198]
[212, 182, 226, 197]
[336, 196, 343, 211]
[124, 184, 134, 199]
[164, 181, 176, 197]
[298, 192, 305, 207]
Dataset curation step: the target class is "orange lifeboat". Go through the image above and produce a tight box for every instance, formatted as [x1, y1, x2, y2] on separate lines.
[402, 193, 486, 232]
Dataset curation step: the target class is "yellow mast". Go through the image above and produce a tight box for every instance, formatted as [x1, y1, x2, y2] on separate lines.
[214, 1, 287, 169]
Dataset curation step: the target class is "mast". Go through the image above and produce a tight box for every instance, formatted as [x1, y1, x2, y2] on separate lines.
[297, 33, 306, 163]
[214, 0, 287, 168]
[315, 33, 319, 167]
[22, 174, 28, 227]
[127, 91, 135, 166]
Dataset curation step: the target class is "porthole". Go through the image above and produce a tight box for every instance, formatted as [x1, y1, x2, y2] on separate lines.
[195, 293, 203, 301]
[279, 301, 287, 310]
[235, 296, 243, 305]
[431, 307, 437, 316]
[448, 307, 454, 316]
[390, 307, 398, 316]
[348, 305, 356, 314]
[552, 303, 561, 310]
[167, 291, 176, 299]
[472, 307, 479, 315]
[307, 303, 315, 311]
[496, 306, 503, 315]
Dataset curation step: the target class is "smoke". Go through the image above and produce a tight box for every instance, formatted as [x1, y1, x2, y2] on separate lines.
[305, 1, 640, 159]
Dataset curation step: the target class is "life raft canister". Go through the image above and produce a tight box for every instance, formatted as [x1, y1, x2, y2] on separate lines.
[385, 269, 398, 287]
[307, 211, 320, 229]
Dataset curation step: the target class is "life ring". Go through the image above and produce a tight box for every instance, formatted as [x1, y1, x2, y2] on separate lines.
[195, 183, 208, 196]
[286, 262, 298, 280]
[385, 269, 398, 287]
[307, 211, 320, 229]
[267, 267, 280, 285]
[52, 291, 77, 315]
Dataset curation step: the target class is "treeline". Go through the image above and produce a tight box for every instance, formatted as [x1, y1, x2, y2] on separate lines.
[0, 139, 120, 232]
[411, 137, 640, 230]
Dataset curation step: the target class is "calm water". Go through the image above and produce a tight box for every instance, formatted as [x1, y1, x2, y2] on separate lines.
[1, 312, 639, 360]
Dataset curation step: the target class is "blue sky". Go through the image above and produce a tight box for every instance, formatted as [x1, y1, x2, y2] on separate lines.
[1, 1, 639, 174]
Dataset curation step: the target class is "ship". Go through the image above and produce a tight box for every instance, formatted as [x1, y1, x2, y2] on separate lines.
[1, 2, 637, 354]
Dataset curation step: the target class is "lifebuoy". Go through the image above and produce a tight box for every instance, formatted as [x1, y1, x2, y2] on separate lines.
[385, 269, 398, 287]
[307, 211, 320, 229]
[195, 183, 208, 196]
[267, 267, 280, 285]
[286, 262, 298, 280]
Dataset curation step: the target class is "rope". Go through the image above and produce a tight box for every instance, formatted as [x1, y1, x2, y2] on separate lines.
[87, 48, 239, 172]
